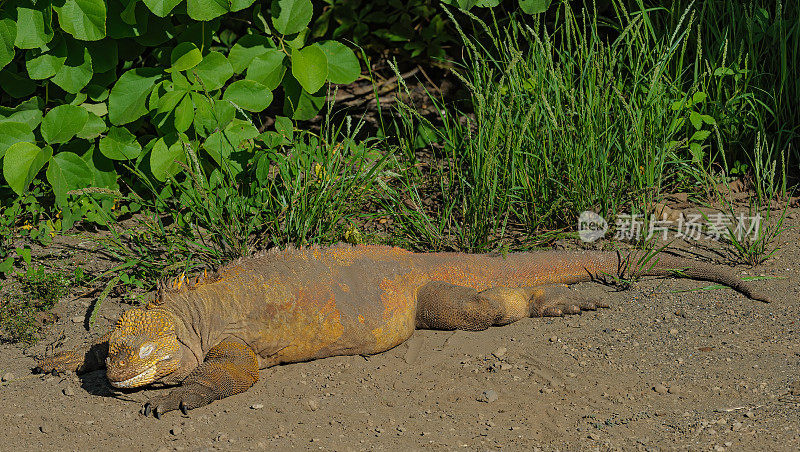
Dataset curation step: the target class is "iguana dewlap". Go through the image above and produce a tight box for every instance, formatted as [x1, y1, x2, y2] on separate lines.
[35, 245, 772, 417]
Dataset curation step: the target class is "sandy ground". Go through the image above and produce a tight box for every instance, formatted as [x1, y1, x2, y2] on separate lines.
[0, 211, 798, 451]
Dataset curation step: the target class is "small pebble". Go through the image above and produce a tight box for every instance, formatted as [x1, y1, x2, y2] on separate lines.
[744, 411, 755, 419]
[304, 399, 319, 411]
[491, 347, 507, 359]
[477, 389, 498, 403]
[539, 387, 554, 394]
[653, 384, 669, 394]
[669, 328, 679, 335]
[71, 316, 83, 323]
[170, 426, 182, 436]
[62, 387, 75, 396]
[39, 425, 49, 434]
[250, 404, 263, 410]
[2, 372, 13, 382]
[549, 336, 558, 343]
[714, 445, 725, 451]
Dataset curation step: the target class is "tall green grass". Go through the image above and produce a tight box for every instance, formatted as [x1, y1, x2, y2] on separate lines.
[390, 3, 715, 251]
[644, 0, 799, 163]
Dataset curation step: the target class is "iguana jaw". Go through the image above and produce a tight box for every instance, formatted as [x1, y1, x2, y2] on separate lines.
[109, 354, 174, 388]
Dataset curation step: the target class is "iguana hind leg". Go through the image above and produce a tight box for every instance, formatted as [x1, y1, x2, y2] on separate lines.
[143, 340, 259, 418]
[416, 281, 607, 331]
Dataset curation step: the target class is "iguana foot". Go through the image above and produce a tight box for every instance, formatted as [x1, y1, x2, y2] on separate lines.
[143, 384, 214, 418]
[34, 349, 86, 375]
[33, 335, 109, 376]
[530, 285, 609, 317]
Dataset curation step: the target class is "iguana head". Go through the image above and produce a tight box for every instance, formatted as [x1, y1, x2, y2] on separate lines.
[106, 308, 181, 389]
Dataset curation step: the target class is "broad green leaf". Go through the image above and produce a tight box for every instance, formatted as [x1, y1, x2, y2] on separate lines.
[168, 42, 202, 73]
[86, 39, 118, 73]
[223, 80, 272, 112]
[318, 40, 359, 84]
[231, 0, 256, 11]
[171, 71, 191, 90]
[192, 51, 233, 91]
[291, 44, 326, 93]
[69, 92, 89, 105]
[150, 134, 186, 181]
[108, 68, 162, 125]
[186, 0, 229, 21]
[282, 74, 324, 120]
[285, 27, 308, 50]
[0, 98, 43, 129]
[271, 0, 312, 35]
[173, 94, 194, 132]
[690, 130, 712, 142]
[58, 0, 107, 41]
[82, 102, 108, 116]
[0, 18, 15, 70]
[41, 104, 89, 144]
[15, 7, 53, 49]
[447, 0, 478, 9]
[203, 118, 258, 167]
[100, 126, 141, 160]
[689, 111, 703, 130]
[245, 49, 286, 90]
[51, 42, 93, 93]
[46, 152, 93, 207]
[0, 67, 36, 98]
[77, 112, 106, 139]
[142, 0, 183, 17]
[3, 142, 51, 196]
[228, 34, 272, 74]
[157, 90, 186, 114]
[519, 0, 551, 14]
[84, 145, 119, 190]
[25, 38, 67, 80]
[689, 142, 704, 163]
[692, 92, 707, 104]
[700, 114, 716, 125]
[0, 122, 35, 158]
[274, 115, 292, 142]
[191, 92, 234, 135]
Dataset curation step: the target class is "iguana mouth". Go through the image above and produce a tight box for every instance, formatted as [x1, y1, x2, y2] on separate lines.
[110, 365, 157, 388]
[109, 355, 171, 388]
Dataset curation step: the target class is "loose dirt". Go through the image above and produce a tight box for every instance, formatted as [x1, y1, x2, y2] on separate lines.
[1, 210, 798, 451]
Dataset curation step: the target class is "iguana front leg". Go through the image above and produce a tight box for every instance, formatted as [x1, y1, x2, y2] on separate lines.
[34, 333, 110, 375]
[143, 340, 259, 418]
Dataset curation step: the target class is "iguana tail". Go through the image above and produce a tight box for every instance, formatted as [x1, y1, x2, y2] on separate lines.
[626, 253, 773, 303]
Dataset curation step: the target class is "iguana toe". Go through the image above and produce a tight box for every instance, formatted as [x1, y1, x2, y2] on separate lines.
[143, 384, 213, 418]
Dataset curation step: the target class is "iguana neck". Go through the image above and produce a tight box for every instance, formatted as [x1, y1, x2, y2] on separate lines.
[147, 297, 210, 383]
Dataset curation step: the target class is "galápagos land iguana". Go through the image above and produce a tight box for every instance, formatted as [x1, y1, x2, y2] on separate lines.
[35, 244, 772, 418]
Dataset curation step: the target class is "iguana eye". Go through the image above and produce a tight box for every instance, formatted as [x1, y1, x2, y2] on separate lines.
[139, 344, 154, 359]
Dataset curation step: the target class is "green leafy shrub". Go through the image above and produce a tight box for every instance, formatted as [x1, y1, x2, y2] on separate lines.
[0, 0, 363, 228]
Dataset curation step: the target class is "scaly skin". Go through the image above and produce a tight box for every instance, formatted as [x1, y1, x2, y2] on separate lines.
[35, 244, 773, 417]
